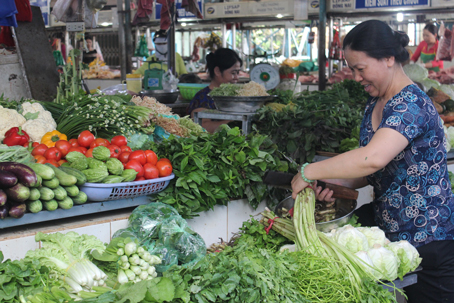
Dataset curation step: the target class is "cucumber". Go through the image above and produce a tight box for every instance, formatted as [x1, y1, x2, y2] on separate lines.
[102, 175, 125, 184]
[64, 185, 79, 197]
[0, 162, 38, 187]
[72, 191, 88, 205]
[53, 186, 67, 201]
[58, 197, 73, 210]
[31, 175, 42, 188]
[45, 164, 77, 186]
[29, 188, 41, 201]
[26, 200, 43, 213]
[39, 187, 55, 201]
[43, 199, 58, 211]
[42, 178, 60, 189]
[4, 183, 30, 203]
[28, 163, 55, 180]
[58, 166, 87, 186]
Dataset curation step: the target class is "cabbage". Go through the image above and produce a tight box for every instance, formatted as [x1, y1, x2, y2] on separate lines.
[367, 244, 400, 281]
[447, 126, 454, 150]
[440, 84, 454, 100]
[333, 225, 369, 253]
[354, 250, 376, 276]
[386, 240, 422, 279]
[403, 63, 428, 83]
[356, 226, 389, 247]
[422, 78, 441, 91]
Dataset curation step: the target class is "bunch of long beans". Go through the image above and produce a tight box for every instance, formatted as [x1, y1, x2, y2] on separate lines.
[55, 95, 154, 139]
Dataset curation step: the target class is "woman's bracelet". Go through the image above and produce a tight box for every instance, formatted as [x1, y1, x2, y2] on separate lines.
[300, 163, 314, 183]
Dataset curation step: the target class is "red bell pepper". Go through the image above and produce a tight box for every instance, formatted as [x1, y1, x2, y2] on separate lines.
[3, 127, 30, 146]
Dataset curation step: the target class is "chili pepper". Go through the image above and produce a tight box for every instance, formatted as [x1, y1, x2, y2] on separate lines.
[3, 127, 30, 146]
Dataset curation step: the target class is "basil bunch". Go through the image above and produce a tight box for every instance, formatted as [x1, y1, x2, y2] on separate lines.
[150, 126, 289, 218]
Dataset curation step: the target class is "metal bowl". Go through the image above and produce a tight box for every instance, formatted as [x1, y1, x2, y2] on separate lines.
[140, 89, 180, 104]
[209, 95, 276, 113]
[275, 196, 357, 233]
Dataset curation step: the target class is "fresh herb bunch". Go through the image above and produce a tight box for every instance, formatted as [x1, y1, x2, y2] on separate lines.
[150, 125, 290, 218]
[164, 239, 310, 303]
[234, 216, 293, 252]
[209, 83, 240, 96]
[254, 80, 368, 163]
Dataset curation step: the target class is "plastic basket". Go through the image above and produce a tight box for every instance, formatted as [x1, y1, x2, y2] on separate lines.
[79, 173, 175, 202]
[177, 83, 209, 101]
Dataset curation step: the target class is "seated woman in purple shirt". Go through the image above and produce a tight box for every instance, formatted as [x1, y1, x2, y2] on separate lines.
[187, 48, 242, 133]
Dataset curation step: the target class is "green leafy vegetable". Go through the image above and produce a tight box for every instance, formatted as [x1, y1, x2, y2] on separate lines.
[209, 83, 241, 96]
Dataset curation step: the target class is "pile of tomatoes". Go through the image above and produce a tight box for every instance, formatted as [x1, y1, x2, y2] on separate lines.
[31, 130, 173, 180]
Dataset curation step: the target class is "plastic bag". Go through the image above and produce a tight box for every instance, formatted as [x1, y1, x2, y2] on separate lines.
[126, 202, 206, 271]
[84, 2, 98, 29]
[159, 216, 206, 264]
[437, 22, 452, 61]
[162, 70, 179, 91]
[51, 0, 83, 22]
[128, 202, 180, 239]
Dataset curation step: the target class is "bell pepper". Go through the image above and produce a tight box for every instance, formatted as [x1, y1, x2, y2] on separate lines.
[3, 127, 30, 146]
[41, 130, 67, 148]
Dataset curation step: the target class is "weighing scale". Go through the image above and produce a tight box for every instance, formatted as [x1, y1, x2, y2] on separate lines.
[142, 58, 165, 90]
[250, 63, 280, 90]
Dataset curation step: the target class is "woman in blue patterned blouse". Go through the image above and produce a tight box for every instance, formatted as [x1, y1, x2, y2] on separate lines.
[291, 20, 454, 302]
[187, 48, 243, 133]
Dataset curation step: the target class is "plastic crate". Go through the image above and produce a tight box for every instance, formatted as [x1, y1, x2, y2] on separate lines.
[177, 83, 209, 101]
[79, 173, 175, 202]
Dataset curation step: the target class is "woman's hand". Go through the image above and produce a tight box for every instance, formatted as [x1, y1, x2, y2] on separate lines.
[291, 173, 336, 202]
[291, 173, 311, 199]
[313, 181, 335, 204]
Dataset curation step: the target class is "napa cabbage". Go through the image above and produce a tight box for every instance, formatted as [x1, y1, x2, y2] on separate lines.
[403, 63, 428, 83]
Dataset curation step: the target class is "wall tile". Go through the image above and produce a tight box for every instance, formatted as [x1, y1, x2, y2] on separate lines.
[187, 205, 228, 247]
[0, 236, 39, 261]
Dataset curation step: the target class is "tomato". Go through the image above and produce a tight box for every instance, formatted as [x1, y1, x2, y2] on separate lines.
[31, 144, 48, 156]
[143, 163, 159, 179]
[118, 152, 131, 163]
[144, 150, 158, 165]
[68, 146, 84, 154]
[125, 160, 144, 177]
[111, 135, 128, 147]
[156, 161, 172, 177]
[79, 146, 87, 154]
[107, 145, 121, 158]
[78, 130, 95, 148]
[68, 138, 79, 147]
[22, 142, 30, 148]
[32, 142, 40, 148]
[158, 158, 172, 165]
[55, 140, 71, 157]
[120, 145, 132, 153]
[58, 159, 67, 166]
[44, 159, 60, 167]
[85, 148, 94, 158]
[43, 147, 62, 162]
[34, 155, 46, 164]
[89, 138, 110, 149]
[129, 150, 146, 165]
[134, 176, 146, 181]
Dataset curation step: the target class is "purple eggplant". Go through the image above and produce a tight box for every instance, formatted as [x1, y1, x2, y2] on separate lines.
[0, 162, 38, 187]
[4, 183, 30, 203]
[0, 205, 8, 219]
[8, 203, 26, 219]
[0, 189, 6, 207]
[0, 171, 18, 188]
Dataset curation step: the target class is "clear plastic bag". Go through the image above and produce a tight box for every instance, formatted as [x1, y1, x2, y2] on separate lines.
[162, 70, 179, 91]
[437, 21, 452, 61]
[51, 0, 83, 22]
[125, 202, 206, 271]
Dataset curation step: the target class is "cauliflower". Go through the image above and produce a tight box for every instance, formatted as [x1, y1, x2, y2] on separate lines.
[21, 102, 57, 129]
[21, 119, 56, 142]
[0, 106, 26, 142]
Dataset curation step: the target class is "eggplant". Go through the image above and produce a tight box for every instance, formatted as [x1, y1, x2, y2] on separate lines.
[0, 205, 8, 219]
[0, 189, 6, 207]
[4, 183, 30, 203]
[0, 171, 18, 188]
[8, 203, 26, 219]
[0, 162, 38, 187]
